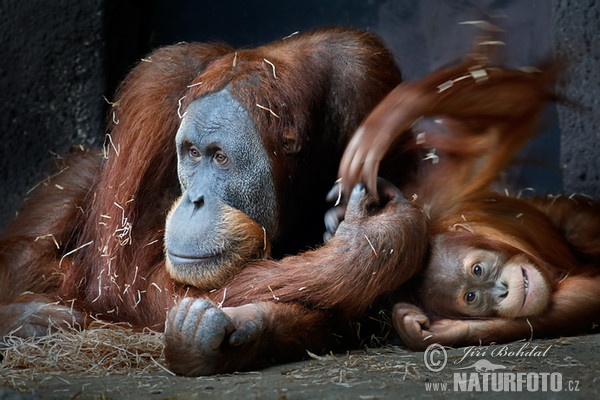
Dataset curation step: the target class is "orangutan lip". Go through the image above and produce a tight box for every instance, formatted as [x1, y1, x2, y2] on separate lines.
[167, 251, 220, 264]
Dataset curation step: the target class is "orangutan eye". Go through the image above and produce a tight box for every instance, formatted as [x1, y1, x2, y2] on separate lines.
[465, 290, 478, 304]
[213, 151, 228, 166]
[472, 262, 483, 277]
[188, 146, 201, 161]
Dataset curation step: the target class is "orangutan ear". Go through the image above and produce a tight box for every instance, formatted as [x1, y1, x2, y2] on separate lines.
[282, 128, 302, 154]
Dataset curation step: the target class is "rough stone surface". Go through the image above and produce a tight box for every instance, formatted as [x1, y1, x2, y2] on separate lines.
[1, 335, 599, 398]
[1, 0, 598, 229]
[0, 0, 151, 230]
[552, 0, 600, 197]
[0, 0, 105, 229]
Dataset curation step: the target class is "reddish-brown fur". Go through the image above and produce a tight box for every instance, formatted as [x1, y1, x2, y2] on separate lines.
[161, 54, 594, 374]
[4, 26, 594, 375]
[338, 50, 600, 350]
[394, 193, 600, 350]
[0, 28, 423, 374]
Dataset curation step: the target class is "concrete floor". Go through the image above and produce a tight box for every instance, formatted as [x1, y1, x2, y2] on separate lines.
[2, 334, 599, 399]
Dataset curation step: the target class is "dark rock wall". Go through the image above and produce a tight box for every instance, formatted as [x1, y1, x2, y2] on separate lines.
[0, 0, 597, 230]
[552, 0, 600, 197]
[0, 0, 106, 227]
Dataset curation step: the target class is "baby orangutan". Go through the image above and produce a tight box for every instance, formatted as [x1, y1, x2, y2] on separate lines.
[335, 46, 600, 350]
[394, 193, 600, 350]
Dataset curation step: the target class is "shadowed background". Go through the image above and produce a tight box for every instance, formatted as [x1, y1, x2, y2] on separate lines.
[0, 0, 598, 230]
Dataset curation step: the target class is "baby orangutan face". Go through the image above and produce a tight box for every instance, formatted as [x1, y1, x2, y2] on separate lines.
[419, 233, 552, 319]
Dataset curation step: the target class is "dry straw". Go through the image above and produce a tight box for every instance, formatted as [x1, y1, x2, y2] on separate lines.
[1, 321, 168, 380]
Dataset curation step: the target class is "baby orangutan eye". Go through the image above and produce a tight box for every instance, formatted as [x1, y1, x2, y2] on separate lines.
[472, 262, 483, 277]
[465, 290, 477, 304]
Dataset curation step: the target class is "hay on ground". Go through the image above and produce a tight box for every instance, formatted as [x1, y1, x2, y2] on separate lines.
[1, 321, 167, 379]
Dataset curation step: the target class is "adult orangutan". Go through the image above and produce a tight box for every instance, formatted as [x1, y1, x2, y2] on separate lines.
[167, 54, 597, 374]
[0, 27, 426, 375]
[2, 25, 586, 377]
[336, 51, 600, 350]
